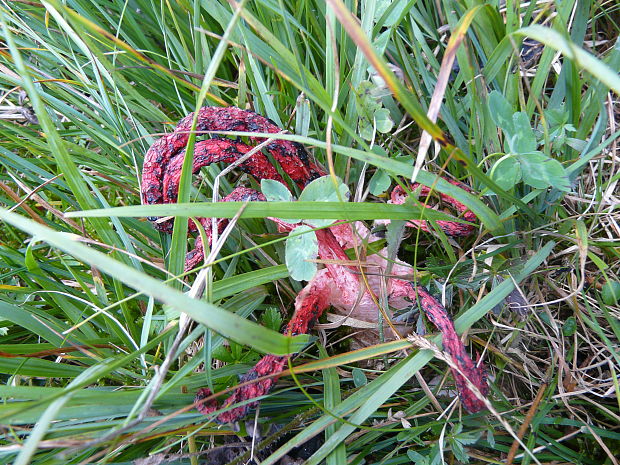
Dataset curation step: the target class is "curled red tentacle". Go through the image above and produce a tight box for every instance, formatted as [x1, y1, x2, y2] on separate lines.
[162, 139, 283, 209]
[142, 106, 324, 227]
[196, 354, 289, 423]
[390, 180, 477, 237]
[184, 187, 266, 271]
[411, 285, 488, 412]
[141, 106, 323, 268]
[196, 271, 333, 423]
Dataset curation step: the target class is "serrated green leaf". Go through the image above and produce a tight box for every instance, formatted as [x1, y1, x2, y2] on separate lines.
[261, 307, 283, 331]
[450, 439, 469, 463]
[211, 345, 235, 363]
[453, 427, 481, 446]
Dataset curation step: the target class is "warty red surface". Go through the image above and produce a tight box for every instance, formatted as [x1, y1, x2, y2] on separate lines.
[141, 106, 489, 422]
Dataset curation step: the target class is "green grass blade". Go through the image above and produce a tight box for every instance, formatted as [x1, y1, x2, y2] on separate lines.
[66, 200, 474, 223]
[0, 208, 308, 355]
[515, 25, 620, 95]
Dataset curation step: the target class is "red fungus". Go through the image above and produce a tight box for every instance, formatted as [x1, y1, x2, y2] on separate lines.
[141, 106, 489, 421]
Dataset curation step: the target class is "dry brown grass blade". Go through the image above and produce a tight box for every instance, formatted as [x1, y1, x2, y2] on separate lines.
[415, 5, 486, 182]
[505, 381, 548, 465]
[6, 173, 85, 233]
[0, 180, 46, 224]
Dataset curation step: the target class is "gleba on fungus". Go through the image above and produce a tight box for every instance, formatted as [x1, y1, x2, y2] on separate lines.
[141, 106, 488, 423]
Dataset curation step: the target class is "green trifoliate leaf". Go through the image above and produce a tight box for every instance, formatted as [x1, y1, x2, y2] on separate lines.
[519, 151, 571, 191]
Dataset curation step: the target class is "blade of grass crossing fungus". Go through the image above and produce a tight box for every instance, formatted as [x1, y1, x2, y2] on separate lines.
[67, 130, 501, 230]
[68, 201, 472, 224]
